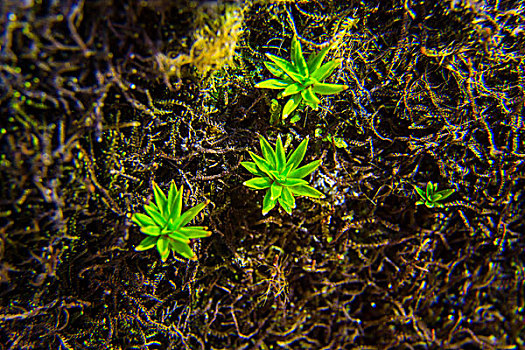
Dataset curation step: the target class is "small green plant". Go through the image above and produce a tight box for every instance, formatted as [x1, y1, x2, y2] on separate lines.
[315, 127, 348, 148]
[242, 135, 324, 215]
[414, 181, 455, 208]
[255, 36, 348, 120]
[131, 181, 211, 261]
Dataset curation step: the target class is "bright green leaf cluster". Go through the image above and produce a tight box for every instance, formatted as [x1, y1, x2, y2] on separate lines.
[241, 135, 324, 215]
[255, 36, 348, 120]
[131, 181, 211, 261]
[414, 182, 455, 208]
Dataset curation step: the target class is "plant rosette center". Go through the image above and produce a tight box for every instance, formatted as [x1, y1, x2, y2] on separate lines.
[302, 76, 318, 87]
[268, 170, 287, 185]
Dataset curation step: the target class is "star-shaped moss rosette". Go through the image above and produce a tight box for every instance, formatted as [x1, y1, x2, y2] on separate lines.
[242, 135, 324, 215]
[131, 181, 211, 261]
[414, 181, 455, 209]
[255, 36, 348, 120]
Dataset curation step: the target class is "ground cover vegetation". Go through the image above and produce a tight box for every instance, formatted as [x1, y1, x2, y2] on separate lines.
[414, 181, 456, 209]
[1, 0, 524, 349]
[242, 135, 324, 215]
[255, 36, 348, 120]
[132, 181, 211, 261]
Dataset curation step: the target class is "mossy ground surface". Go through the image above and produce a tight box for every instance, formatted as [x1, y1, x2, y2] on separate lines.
[1, 0, 524, 349]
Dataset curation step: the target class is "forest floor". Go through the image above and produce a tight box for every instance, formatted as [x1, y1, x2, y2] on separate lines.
[1, 0, 524, 349]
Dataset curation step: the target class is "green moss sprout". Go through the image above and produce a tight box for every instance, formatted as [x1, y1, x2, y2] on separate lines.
[242, 135, 324, 215]
[414, 181, 455, 209]
[255, 36, 348, 120]
[131, 181, 211, 261]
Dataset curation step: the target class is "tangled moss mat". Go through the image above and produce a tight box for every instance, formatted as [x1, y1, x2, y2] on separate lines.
[1, 0, 524, 349]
